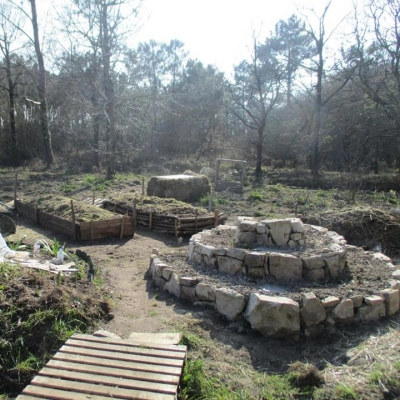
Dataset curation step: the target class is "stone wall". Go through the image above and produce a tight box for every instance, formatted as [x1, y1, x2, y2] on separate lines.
[188, 219, 347, 282]
[149, 253, 400, 339]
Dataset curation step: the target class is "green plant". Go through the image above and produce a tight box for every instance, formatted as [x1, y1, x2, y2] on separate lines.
[5, 236, 27, 251]
[248, 190, 264, 201]
[333, 384, 358, 399]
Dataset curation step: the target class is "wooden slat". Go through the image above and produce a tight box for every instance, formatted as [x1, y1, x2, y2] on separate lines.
[38, 367, 177, 394]
[52, 352, 182, 376]
[58, 346, 184, 367]
[26, 376, 175, 400]
[46, 359, 180, 384]
[18, 387, 126, 400]
[73, 333, 186, 352]
[16, 334, 186, 400]
[65, 338, 185, 359]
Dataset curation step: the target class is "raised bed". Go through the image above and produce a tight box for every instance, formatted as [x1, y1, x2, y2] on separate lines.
[15, 198, 133, 241]
[102, 196, 225, 236]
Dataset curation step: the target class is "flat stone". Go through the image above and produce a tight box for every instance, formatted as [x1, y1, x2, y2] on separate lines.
[203, 255, 217, 267]
[195, 283, 216, 301]
[269, 253, 302, 280]
[389, 280, 400, 290]
[164, 273, 181, 298]
[198, 244, 216, 257]
[257, 233, 269, 246]
[364, 295, 384, 306]
[349, 294, 363, 308]
[227, 248, 247, 260]
[245, 252, 265, 268]
[322, 296, 340, 308]
[191, 251, 203, 265]
[128, 332, 182, 345]
[288, 240, 297, 249]
[381, 289, 399, 315]
[161, 268, 174, 280]
[217, 256, 243, 275]
[247, 266, 266, 278]
[181, 286, 196, 302]
[392, 270, 400, 279]
[263, 219, 292, 247]
[357, 303, 386, 321]
[323, 254, 340, 278]
[236, 231, 257, 245]
[213, 248, 227, 256]
[180, 277, 198, 287]
[215, 288, 246, 321]
[331, 299, 354, 322]
[300, 292, 326, 328]
[290, 232, 303, 241]
[256, 224, 266, 234]
[245, 293, 300, 338]
[290, 218, 305, 233]
[372, 252, 391, 262]
[303, 255, 325, 270]
[238, 220, 258, 232]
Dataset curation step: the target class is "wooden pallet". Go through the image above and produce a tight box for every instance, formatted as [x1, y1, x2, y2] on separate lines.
[17, 333, 187, 400]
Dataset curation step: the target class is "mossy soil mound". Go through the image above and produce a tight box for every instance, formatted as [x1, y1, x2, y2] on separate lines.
[23, 194, 117, 222]
[108, 194, 211, 217]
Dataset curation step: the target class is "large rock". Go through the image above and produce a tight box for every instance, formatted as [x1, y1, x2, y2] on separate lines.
[300, 292, 326, 327]
[269, 253, 303, 280]
[245, 293, 300, 338]
[217, 256, 243, 275]
[147, 174, 210, 202]
[215, 288, 246, 320]
[263, 218, 291, 247]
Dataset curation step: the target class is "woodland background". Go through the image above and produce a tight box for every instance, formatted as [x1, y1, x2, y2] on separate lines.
[1, 0, 400, 183]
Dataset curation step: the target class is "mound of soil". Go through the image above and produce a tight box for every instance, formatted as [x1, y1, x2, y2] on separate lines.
[108, 194, 211, 217]
[23, 194, 117, 222]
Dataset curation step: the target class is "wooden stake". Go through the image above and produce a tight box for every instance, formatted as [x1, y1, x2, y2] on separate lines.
[35, 202, 39, 225]
[195, 209, 198, 233]
[208, 191, 212, 212]
[149, 211, 153, 230]
[142, 177, 145, 196]
[175, 218, 178, 238]
[120, 216, 125, 238]
[70, 200, 77, 240]
[214, 208, 219, 227]
[90, 221, 93, 241]
[92, 191, 95, 205]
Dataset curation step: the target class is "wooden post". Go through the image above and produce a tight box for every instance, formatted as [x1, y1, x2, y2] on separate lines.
[90, 221, 94, 241]
[92, 191, 95, 205]
[195, 209, 198, 233]
[214, 208, 219, 227]
[208, 191, 212, 212]
[175, 218, 178, 238]
[14, 172, 17, 203]
[120, 216, 125, 239]
[142, 177, 145, 196]
[149, 212, 153, 230]
[70, 200, 77, 240]
[133, 199, 137, 230]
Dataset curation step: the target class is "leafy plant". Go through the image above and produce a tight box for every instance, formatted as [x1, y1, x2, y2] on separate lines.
[248, 190, 264, 201]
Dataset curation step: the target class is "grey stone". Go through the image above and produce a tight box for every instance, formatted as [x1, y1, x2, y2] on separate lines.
[154, 274, 167, 289]
[164, 273, 181, 298]
[381, 289, 399, 315]
[256, 224, 266, 234]
[304, 268, 324, 281]
[331, 299, 354, 322]
[290, 218, 305, 233]
[245, 252, 265, 268]
[357, 303, 386, 321]
[217, 256, 243, 275]
[300, 292, 326, 328]
[181, 286, 197, 302]
[198, 244, 216, 257]
[215, 288, 246, 321]
[257, 233, 269, 246]
[392, 270, 400, 279]
[191, 251, 203, 265]
[269, 253, 302, 280]
[195, 283, 216, 301]
[213, 248, 227, 256]
[180, 277, 198, 287]
[238, 220, 258, 232]
[247, 266, 266, 278]
[245, 293, 300, 338]
[264, 219, 292, 247]
[364, 295, 384, 306]
[162, 268, 174, 280]
[227, 248, 248, 260]
[290, 232, 303, 241]
[303, 255, 325, 270]
[322, 296, 340, 308]
[236, 231, 257, 245]
[288, 240, 298, 249]
[203, 255, 217, 267]
[349, 295, 363, 308]
[323, 254, 340, 278]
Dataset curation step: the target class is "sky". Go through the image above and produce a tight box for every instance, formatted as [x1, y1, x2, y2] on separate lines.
[134, 0, 358, 74]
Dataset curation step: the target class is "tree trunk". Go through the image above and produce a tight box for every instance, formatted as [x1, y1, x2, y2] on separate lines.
[255, 125, 264, 175]
[4, 43, 18, 166]
[29, 0, 53, 167]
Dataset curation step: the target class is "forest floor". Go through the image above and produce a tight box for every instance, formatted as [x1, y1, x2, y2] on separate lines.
[1, 166, 400, 399]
